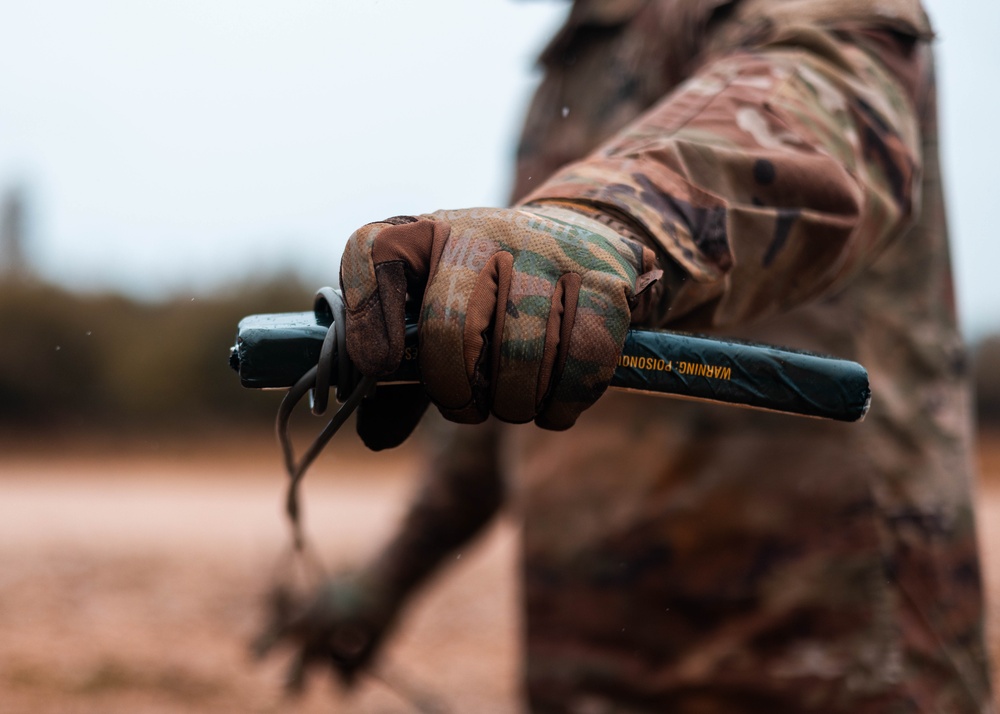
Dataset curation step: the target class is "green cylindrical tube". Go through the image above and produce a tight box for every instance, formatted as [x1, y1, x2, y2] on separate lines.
[231, 310, 870, 423]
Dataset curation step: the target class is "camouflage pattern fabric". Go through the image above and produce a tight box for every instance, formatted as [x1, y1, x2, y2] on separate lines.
[339, 207, 658, 429]
[355, 0, 995, 711]
[522, 7, 925, 329]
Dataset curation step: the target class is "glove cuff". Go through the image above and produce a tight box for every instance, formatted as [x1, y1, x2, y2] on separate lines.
[522, 200, 664, 323]
[521, 199, 653, 255]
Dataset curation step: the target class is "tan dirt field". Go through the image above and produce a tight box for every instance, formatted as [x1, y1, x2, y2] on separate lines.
[1, 430, 999, 713]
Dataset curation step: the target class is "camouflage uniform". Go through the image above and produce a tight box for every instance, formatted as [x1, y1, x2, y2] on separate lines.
[384, 0, 994, 711]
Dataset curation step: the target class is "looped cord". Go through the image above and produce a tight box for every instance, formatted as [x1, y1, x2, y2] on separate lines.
[276, 287, 375, 551]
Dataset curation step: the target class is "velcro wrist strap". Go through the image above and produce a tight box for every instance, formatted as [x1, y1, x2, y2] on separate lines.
[522, 199, 652, 246]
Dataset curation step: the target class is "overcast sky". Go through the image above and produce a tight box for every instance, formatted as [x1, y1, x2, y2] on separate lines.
[1, 1, 998, 336]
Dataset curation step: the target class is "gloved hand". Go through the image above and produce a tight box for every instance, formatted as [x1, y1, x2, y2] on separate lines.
[341, 204, 660, 449]
[253, 572, 398, 692]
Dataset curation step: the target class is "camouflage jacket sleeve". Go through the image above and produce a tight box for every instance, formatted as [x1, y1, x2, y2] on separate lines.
[522, 20, 928, 328]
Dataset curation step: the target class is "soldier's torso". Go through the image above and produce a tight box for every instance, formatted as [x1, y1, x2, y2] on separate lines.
[504, 1, 992, 711]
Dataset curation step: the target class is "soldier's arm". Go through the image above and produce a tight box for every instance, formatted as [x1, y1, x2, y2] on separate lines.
[364, 420, 504, 603]
[256, 421, 503, 687]
[523, 21, 929, 328]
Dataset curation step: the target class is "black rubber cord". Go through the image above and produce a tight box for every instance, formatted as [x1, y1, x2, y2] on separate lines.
[275, 288, 375, 551]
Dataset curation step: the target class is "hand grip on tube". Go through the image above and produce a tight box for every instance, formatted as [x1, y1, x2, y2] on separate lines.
[231, 305, 870, 423]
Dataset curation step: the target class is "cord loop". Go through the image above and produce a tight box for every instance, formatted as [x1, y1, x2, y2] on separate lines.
[276, 287, 375, 550]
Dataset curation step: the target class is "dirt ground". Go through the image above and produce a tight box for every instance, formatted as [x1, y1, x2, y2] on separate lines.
[1, 430, 1000, 713]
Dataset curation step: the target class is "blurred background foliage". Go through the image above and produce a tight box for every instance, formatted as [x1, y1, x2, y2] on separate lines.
[1, 273, 998, 443]
[0, 274, 315, 440]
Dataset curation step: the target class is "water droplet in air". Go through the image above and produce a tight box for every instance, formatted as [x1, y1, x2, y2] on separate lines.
[561, 106, 570, 118]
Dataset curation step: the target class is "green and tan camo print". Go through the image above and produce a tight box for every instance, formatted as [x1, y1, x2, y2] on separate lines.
[340, 206, 657, 430]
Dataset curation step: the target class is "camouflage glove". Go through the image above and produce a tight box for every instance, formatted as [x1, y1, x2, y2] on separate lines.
[253, 572, 398, 691]
[341, 204, 659, 447]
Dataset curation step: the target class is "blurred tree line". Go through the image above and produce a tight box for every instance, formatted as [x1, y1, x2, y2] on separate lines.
[1, 275, 999, 439]
[0, 275, 314, 438]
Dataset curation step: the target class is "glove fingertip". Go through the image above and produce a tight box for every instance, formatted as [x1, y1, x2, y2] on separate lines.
[534, 407, 579, 432]
[357, 385, 430, 450]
